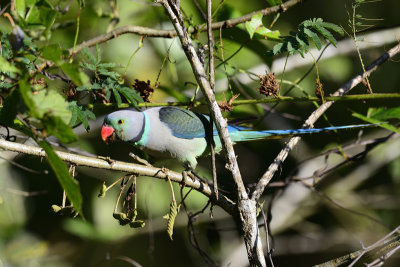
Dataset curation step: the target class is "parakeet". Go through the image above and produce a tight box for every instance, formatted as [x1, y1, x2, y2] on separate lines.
[101, 107, 373, 169]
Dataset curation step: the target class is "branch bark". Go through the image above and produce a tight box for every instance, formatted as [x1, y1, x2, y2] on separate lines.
[157, 0, 266, 265]
[251, 43, 400, 201]
[0, 138, 236, 214]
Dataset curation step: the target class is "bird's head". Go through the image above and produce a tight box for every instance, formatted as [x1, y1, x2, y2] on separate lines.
[101, 110, 144, 144]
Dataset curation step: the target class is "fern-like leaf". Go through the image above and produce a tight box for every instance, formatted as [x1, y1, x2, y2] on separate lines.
[303, 27, 322, 49]
[312, 24, 337, 47]
[268, 18, 343, 56]
[164, 201, 179, 240]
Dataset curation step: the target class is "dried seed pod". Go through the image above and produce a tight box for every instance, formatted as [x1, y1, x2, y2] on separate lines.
[258, 73, 279, 97]
[132, 79, 155, 102]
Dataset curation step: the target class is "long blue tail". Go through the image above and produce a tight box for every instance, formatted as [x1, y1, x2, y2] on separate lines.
[229, 124, 375, 142]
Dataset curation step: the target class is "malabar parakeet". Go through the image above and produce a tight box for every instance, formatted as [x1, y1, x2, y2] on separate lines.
[101, 107, 373, 169]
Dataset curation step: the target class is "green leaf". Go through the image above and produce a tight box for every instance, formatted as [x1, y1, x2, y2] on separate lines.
[40, 7, 57, 39]
[112, 87, 122, 107]
[368, 106, 400, 121]
[42, 114, 77, 143]
[164, 201, 179, 240]
[313, 24, 337, 47]
[68, 101, 96, 131]
[272, 42, 284, 55]
[296, 32, 309, 50]
[303, 28, 321, 49]
[61, 63, 90, 86]
[320, 22, 344, 35]
[42, 44, 63, 63]
[0, 55, 21, 74]
[82, 47, 97, 65]
[15, 0, 26, 18]
[19, 75, 36, 112]
[264, 30, 281, 41]
[245, 13, 263, 39]
[117, 87, 143, 105]
[30, 90, 72, 124]
[352, 111, 400, 134]
[39, 141, 83, 217]
[25, 5, 41, 24]
[245, 13, 280, 40]
[266, 0, 282, 6]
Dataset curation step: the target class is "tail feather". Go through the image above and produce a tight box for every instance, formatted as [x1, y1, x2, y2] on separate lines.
[230, 124, 376, 142]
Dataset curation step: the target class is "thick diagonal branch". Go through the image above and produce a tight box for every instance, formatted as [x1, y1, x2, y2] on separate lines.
[158, 0, 267, 266]
[251, 43, 400, 201]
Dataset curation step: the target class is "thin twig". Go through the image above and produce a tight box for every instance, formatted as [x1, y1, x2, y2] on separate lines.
[348, 225, 400, 267]
[206, 0, 218, 201]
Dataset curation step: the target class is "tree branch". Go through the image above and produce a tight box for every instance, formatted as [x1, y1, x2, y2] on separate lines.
[157, 0, 269, 265]
[315, 226, 400, 267]
[69, 0, 305, 55]
[0, 138, 236, 215]
[251, 43, 400, 201]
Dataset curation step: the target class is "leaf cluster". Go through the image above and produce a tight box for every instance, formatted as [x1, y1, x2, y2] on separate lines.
[77, 47, 143, 109]
[268, 18, 344, 57]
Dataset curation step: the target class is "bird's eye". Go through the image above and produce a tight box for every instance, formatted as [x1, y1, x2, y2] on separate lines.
[118, 119, 124, 125]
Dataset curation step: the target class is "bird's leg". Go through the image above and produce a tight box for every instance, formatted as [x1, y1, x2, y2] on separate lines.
[129, 152, 152, 167]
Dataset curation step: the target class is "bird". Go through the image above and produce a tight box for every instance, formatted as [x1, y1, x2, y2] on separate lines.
[101, 106, 374, 170]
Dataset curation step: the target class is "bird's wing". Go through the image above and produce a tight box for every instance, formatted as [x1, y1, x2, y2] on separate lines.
[158, 107, 210, 139]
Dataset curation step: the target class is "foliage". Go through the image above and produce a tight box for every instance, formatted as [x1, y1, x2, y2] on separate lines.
[0, 0, 399, 266]
[245, 13, 280, 40]
[0, 2, 143, 214]
[77, 47, 143, 108]
[353, 106, 400, 134]
[267, 18, 344, 56]
[266, 0, 282, 7]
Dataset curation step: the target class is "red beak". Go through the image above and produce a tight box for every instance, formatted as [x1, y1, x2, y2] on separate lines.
[101, 125, 114, 143]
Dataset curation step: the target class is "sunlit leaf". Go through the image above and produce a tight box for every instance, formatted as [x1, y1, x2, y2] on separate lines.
[245, 13, 280, 40]
[30, 90, 72, 124]
[0, 55, 21, 74]
[15, 0, 26, 18]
